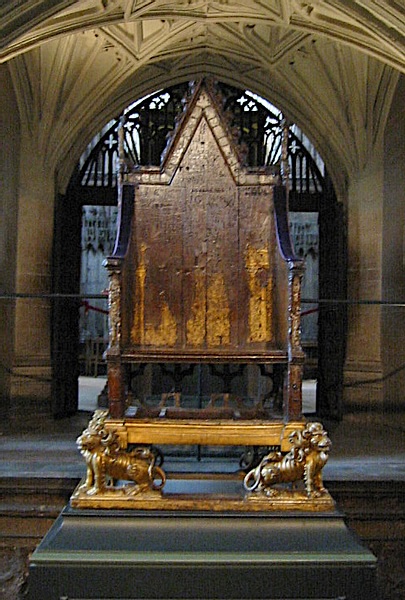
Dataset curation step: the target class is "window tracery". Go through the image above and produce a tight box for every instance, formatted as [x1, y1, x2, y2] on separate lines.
[74, 81, 325, 197]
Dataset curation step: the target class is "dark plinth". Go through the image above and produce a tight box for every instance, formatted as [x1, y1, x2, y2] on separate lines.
[28, 505, 377, 600]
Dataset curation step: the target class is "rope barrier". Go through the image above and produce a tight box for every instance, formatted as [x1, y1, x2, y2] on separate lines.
[81, 300, 109, 315]
[343, 362, 405, 388]
[1, 292, 405, 307]
[2, 357, 405, 389]
[301, 306, 319, 317]
[0, 361, 53, 383]
[0, 293, 108, 299]
[1, 293, 404, 388]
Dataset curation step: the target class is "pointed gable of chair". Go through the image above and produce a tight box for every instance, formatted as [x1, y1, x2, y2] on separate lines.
[129, 79, 276, 187]
[120, 78, 293, 360]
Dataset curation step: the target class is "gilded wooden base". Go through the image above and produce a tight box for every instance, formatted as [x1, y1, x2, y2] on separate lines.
[103, 415, 306, 450]
[72, 411, 334, 512]
[70, 477, 336, 512]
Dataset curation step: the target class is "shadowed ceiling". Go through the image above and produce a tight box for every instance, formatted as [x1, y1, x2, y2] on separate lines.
[1, 1, 404, 195]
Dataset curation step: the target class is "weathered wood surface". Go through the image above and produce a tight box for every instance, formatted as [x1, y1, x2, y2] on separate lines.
[127, 118, 276, 356]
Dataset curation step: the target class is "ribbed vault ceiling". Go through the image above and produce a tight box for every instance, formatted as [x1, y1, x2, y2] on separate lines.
[1, 1, 404, 196]
[1, 1, 404, 69]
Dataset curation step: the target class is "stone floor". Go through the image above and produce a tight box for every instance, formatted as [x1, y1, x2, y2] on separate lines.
[1, 377, 405, 482]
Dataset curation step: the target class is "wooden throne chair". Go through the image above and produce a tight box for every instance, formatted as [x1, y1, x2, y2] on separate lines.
[72, 80, 333, 511]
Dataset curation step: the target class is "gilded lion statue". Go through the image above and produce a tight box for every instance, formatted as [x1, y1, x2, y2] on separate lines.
[77, 411, 166, 496]
[243, 422, 331, 498]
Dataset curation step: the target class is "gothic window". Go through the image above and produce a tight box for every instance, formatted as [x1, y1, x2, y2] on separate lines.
[73, 81, 325, 197]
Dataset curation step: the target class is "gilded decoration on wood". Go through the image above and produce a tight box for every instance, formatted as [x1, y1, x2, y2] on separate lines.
[123, 86, 282, 356]
[245, 244, 273, 343]
[206, 273, 231, 346]
[289, 268, 304, 352]
[244, 422, 331, 499]
[72, 413, 334, 511]
[108, 264, 122, 347]
[131, 242, 147, 345]
[186, 270, 206, 346]
[186, 271, 232, 347]
[84, 81, 331, 512]
[76, 411, 166, 497]
[131, 243, 178, 347]
[145, 297, 178, 347]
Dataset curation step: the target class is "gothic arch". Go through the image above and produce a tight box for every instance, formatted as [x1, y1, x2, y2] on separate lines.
[3, 1, 402, 209]
[2, 1, 404, 72]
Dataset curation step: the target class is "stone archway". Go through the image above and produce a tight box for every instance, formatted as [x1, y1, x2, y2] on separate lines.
[2, 1, 401, 422]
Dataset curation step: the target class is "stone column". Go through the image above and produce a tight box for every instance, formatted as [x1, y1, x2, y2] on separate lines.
[381, 75, 405, 410]
[10, 135, 55, 421]
[0, 65, 20, 423]
[345, 147, 384, 410]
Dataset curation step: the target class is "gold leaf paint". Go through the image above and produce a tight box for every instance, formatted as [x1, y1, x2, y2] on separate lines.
[186, 271, 206, 346]
[145, 298, 177, 347]
[245, 244, 273, 343]
[207, 273, 230, 346]
[131, 243, 177, 347]
[131, 242, 147, 345]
